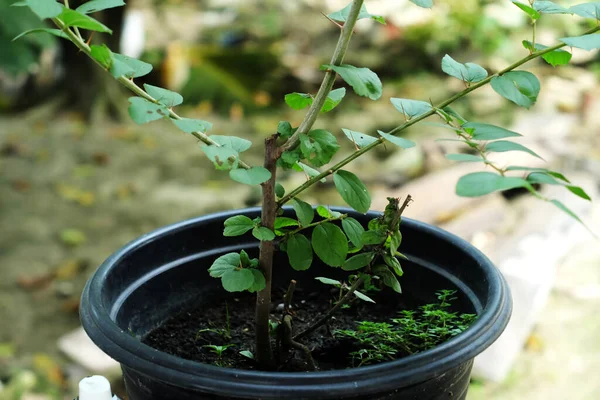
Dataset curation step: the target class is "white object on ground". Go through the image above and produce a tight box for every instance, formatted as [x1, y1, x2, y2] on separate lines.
[79, 375, 115, 400]
[58, 327, 119, 373]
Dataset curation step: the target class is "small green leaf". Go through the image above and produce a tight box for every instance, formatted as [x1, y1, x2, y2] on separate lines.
[390, 230, 402, 256]
[12, 0, 62, 19]
[560, 34, 600, 51]
[221, 269, 255, 292]
[223, 215, 254, 237]
[377, 130, 416, 149]
[13, 28, 68, 42]
[252, 226, 276, 241]
[316, 206, 333, 218]
[312, 223, 349, 267]
[328, 3, 385, 24]
[57, 8, 112, 33]
[463, 122, 522, 140]
[522, 40, 572, 67]
[390, 98, 432, 119]
[333, 170, 371, 213]
[292, 198, 314, 226]
[201, 145, 238, 171]
[210, 136, 252, 153]
[362, 230, 387, 245]
[506, 166, 570, 182]
[143, 84, 183, 107]
[302, 129, 340, 167]
[90, 44, 112, 68]
[445, 153, 485, 162]
[549, 199, 585, 225]
[485, 140, 543, 160]
[110, 53, 153, 78]
[277, 121, 294, 138]
[456, 172, 534, 197]
[534, 1, 570, 14]
[315, 277, 342, 287]
[384, 254, 403, 276]
[322, 64, 382, 100]
[570, 3, 600, 19]
[295, 162, 326, 182]
[128, 97, 169, 124]
[240, 250, 251, 266]
[230, 167, 272, 185]
[284, 92, 312, 110]
[441, 54, 488, 83]
[239, 350, 254, 359]
[208, 253, 240, 277]
[373, 265, 402, 293]
[275, 183, 285, 199]
[354, 290, 376, 303]
[491, 71, 540, 108]
[511, 1, 541, 19]
[342, 252, 375, 271]
[322, 88, 347, 112]
[342, 129, 378, 148]
[274, 217, 299, 234]
[409, 0, 433, 8]
[342, 217, 365, 249]
[248, 270, 266, 292]
[287, 234, 313, 271]
[172, 118, 213, 134]
[76, 0, 125, 13]
[526, 173, 591, 201]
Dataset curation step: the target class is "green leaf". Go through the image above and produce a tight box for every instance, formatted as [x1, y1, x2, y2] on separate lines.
[295, 162, 326, 182]
[13, 28, 68, 42]
[312, 223, 348, 267]
[342, 129, 378, 148]
[277, 121, 294, 138]
[512, 1, 541, 19]
[445, 153, 485, 162]
[342, 252, 375, 271]
[221, 269, 255, 292]
[200, 145, 238, 170]
[110, 53, 153, 78]
[409, 0, 433, 8]
[333, 170, 371, 213]
[90, 44, 112, 68]
[390, 230, 402, 256]
[491, 71, 540, 108]
[390, 98, 432, 119]
[322, 64, 382, 100]
[354, 290, 376, 303]
[441, 54, 488, 83]
[301, 129, 340, 167]
[315, 277, 341, 287]
[172, 118, 213, 134]
[328, 3, 385, 24]
[239, 350, 254, 359]
[456, 172, 534, 197]
[284, 92, 312, 110]
[287, 234, 313, 271]
[12, 0, 62, 19]
[534, 1, 571, 14]
[248, 270, 266, 292]
[143, 84, 183, 107]
[230, 167, 271, 185]
[560, 34, 600, 51]
[373, 265, 402, 293]
[57, 8, 112, 33]
[384, 254, 403, 276]
[362, 230, 387, 245]
[208, 253, 240, 277]
[316, 206, 333, 218]
[252, 226, 276, 241]
[506, 166, 570, 182]
[526, 173, 591, 200]
[208, 136, 250, 153]
[463, 122, 522, 140]
[76, 0, 125, 13]
[292, 198, 314, 226]
[570, 3, 600, 19]
[274, 217, 299, 230]
[223, 215, 254, 236]
[274, 184, 285, 199]
[128, 97, 169, 124]
[522, 40, 572, 67]
[485, 140, 543, 160]
[322, 88, 347, 112]
[549, 199, 584, 224]
[342, 217, 365, 249]
[377, 130, 416, 149]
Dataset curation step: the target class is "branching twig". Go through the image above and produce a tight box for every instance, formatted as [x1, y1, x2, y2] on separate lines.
[282, 315, 317, 371]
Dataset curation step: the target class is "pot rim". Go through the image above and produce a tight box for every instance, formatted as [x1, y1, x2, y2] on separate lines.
[81, 207, 511, 398]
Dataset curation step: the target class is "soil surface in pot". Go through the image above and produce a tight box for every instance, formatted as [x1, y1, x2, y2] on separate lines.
[143, 283, 471, 372]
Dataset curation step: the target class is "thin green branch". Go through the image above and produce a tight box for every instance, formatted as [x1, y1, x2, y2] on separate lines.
[288, 214, 347, 236]
[51, 17, 252, 169]
[280, 0, 365, 154]
[277, 25, 600, 207]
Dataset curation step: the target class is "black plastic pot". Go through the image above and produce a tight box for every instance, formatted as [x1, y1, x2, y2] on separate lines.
[80, 207, 511, 400]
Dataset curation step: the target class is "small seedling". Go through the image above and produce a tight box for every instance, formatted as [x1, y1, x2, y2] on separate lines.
[204, 344, 235, 367]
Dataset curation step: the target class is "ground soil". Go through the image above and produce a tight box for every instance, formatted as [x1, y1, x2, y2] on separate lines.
[143, 286, 407, 372]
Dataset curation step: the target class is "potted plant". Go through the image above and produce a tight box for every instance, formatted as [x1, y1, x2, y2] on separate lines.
[14, 0, 594, 399]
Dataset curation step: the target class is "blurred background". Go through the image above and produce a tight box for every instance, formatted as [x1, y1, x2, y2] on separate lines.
[1, 0, 599, 399]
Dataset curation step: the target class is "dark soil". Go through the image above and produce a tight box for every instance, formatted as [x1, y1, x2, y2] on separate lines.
[143, 285, 409, 372]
